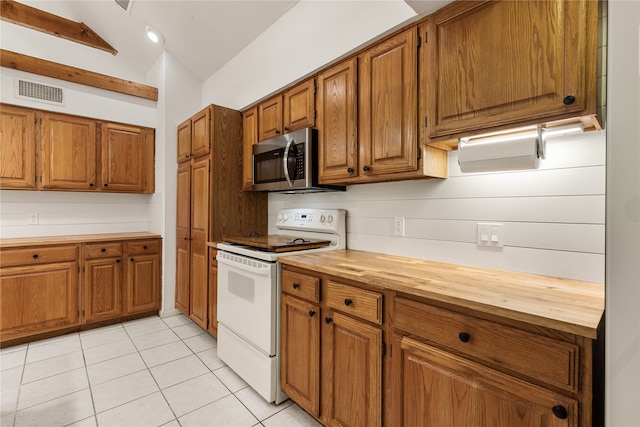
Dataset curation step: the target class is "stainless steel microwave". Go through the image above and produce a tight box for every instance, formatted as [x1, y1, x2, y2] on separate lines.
[252, 127, 345, 193]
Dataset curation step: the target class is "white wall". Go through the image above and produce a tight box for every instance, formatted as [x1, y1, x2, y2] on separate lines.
[605, 1, 640, 426]
[269, 131, 605, 283]
[0, 67, 158, 239]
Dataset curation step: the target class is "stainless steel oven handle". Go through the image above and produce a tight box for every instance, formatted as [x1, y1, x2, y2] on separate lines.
[217, 253, 273, 276]
[282, 138, 294, 188]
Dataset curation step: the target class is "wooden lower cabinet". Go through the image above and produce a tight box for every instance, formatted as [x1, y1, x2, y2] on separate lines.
[281, 268, 382, 427]
[400, 337, 578, 427]
[0, 261, 80, 341]
[0, 234, 162, 345]
[281, 294, 321, 417]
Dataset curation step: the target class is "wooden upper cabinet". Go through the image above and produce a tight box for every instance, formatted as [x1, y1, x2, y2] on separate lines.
[283, 79, 316, 133]
[258, 95, 283, 141]
[191, 106, 212, 159]
[424, 0, 598, 141]
[359, 28, 418, 178]
[100, 123, 154, 193]
[40, 112, 97, 190]
[242, 107, 258, 190]
[0, 105, 36, 189]
[317, 58, 358, 184]
[177, 118, 192, 163]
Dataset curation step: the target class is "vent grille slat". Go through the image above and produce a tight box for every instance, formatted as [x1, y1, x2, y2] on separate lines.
[17, 80, 64, 104]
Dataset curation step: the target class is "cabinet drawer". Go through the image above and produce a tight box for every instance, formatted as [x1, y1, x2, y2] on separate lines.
[282, 270, 320, 303]
[126, 240, 160, 254]
[85, 242, 122, 259]
[394, 297, 579, 392]
[326, 281, 382, 325]
[0, 245, 79, 267]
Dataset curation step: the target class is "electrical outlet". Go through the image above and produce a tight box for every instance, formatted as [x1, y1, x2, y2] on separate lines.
[393, 217, 405, 236]
[27, 213, 39, 225]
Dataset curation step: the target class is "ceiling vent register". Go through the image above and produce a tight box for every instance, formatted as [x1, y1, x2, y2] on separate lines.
[114, 0, 134, 14]
[16, 79, 65, 106]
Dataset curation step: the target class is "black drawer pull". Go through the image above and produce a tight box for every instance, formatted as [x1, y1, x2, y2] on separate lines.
[552, 405, 568, 419]
[325, 317, 332, 324]
[101, 248, 107, 252]
[563, 95, 576, 106]
[458, 332, 470, 343]
[130, 258, 135, 262]
[32, 254, 39, 259]
[309, 310, 316, 317]
[116, 259, 121, 263]
[344, 299, 352, 306]
[363, 165, 370, 172]
[143, 245, 147, 249]
[292, 283, 300, 289]
[347, 167, 354, 173]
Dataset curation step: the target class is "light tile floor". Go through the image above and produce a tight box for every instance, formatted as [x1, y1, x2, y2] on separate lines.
[1, 314, 322, 427]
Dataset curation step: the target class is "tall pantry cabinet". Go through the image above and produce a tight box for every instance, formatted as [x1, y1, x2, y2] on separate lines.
[175, 105, 267, 335]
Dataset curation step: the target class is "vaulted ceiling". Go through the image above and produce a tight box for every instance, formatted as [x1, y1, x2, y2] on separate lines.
[1, 1, 449, 83]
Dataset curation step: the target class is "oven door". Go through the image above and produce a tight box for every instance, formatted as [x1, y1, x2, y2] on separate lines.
[216, 251, 278, 355]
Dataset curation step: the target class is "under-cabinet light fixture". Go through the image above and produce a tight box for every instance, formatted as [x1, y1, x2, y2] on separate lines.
[457, 123, 584, 173]
[145, 25, 164, 45]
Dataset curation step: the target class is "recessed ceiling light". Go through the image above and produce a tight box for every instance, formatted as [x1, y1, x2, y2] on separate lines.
[145, 25, 164, 45]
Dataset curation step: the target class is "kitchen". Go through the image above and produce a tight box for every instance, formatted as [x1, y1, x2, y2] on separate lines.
[0, 1, 637, 426]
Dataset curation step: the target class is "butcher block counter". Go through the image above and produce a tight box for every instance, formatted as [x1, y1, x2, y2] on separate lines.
[278, 249, 604, 338]
[278, 249, 604, 427]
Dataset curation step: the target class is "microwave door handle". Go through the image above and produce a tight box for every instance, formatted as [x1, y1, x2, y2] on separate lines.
[283, 138, 294, 188]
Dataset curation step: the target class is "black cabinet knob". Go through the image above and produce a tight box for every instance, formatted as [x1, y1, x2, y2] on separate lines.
[325, 317, 332, 324]
[284, 127, 289, 131]
[344, 299, 353, 306]
[143, 245, 147, 250]
[563, 95, 576, 105]
[292, 283, 300, 289]
[104, 183, 109, 187]
[32, 254, 39, 259]
[116, 259, 121, 263]
[347, 167, 354, 173]
[309, 310, 316, 317]
[552, 405, 568, 419]
[458, 332, 470, 343]
[275, 129, 281, 135]
[101, 248, 106, 252]
[363, 165, 370, 172]
[130, 258, 134, 262]
[89, 183, 94, 187]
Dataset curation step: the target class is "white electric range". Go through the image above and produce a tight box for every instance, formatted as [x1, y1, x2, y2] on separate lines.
[216, 208, 346, 404]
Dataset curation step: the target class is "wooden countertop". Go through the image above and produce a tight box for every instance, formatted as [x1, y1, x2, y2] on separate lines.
[278, 250, 605, 339]
[0, 232, 162, 248]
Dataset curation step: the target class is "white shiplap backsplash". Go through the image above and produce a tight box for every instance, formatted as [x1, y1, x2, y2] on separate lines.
[270, 130, 606, 284]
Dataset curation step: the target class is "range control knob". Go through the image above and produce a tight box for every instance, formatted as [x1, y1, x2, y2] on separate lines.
[282, 214, 289, 222]
[277, 213, 283, 221]
[327, 215, 334, 223]
[320, 215, 326, 223]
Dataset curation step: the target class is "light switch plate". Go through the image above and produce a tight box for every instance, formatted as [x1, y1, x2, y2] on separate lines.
[477, 222, 504, 247]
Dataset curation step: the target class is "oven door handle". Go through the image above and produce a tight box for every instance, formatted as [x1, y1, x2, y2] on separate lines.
[283, 137, 294, 188]
[217, 254, 273, 276]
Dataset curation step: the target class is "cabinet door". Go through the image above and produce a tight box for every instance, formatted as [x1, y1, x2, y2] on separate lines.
[425, 0, 597, 139]
[84, 258, 122, 322]
[400, 337, 578, 427]
[100, 123, 153, 193]
[317, 58, 358, 184]
[175, 161, 191, 315]
[0, 105, 36, 189]
[324, 311, 382, 427]
[0, 262, 80, 341]
[258, 95, 283, 141]
[125, 253, 160, 314]
[177, 118, 192, 163]
[40, 113, 97, 190]
[190, 156, 210, 324]
[359, 28, 418, 177]
[283, 79, 315, 133]
[207, 248, 218, 337]
[242, 107, 258, 190]
[281, 294, 320, 417]
[191, 107, 211, 159]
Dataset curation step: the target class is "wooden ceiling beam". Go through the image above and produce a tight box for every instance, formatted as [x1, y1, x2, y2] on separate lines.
[1, 0, 117, 55]
[1, 49, 158, 101]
